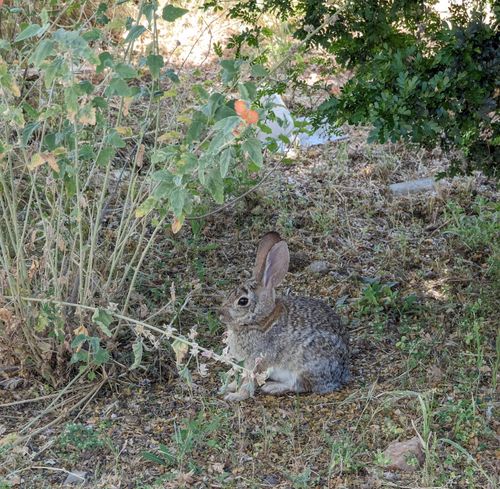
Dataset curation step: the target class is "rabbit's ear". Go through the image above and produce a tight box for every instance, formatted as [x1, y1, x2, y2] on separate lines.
[262, 241, 289, 289]
[254, 231, 282, 281]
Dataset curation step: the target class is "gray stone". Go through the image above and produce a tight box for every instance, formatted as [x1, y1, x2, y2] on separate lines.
[64, 471, 87, 485]
[383, 436, 424, 472]
[389, 177, 437, 195]
[262, 474, 280, 486]
[307, 260, 331, 274]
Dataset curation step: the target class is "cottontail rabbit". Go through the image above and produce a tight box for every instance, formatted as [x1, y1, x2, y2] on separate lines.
[220, 232, 350, 401]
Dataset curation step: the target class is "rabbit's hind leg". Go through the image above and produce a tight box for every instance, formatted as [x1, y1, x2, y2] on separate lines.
[261, 367, 305, 394]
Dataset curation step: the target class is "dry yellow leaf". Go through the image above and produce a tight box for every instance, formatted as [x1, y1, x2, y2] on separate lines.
[171, 339, 189, 364]
[10, 82, 20, 97]
[158, 131, 182, 143]
[0, 308, 13, 323]
[171, 217, 183, 234]
[28, 153, 45, 170]
[45, 153, 60, 173]
[136, 144, 145, 168]
[116, 126, 133, 136]
[28, 152, 60, 173]
[73, 325, 89, 352]
[0, 432, 19, 447]
[123, 97, 133, 116]
[78, 106, 96, 126]
[73, 324, 89, 337]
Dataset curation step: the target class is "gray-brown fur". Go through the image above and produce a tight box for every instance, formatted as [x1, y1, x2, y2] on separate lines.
[220, 232, 350, 400]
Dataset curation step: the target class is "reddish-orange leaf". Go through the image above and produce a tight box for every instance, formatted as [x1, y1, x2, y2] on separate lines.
[244, 109, 259, 125]
[234, 99, 248, 118]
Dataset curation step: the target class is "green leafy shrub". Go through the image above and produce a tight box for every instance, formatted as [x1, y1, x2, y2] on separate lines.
[208, 0, 499, 177]
[0, 1, 286, 383]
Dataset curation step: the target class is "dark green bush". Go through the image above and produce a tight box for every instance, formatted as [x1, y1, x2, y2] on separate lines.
[208, 0, 499, 177]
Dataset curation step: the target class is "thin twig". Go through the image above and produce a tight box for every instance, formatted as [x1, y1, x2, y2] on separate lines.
[11, 381, 105, 448]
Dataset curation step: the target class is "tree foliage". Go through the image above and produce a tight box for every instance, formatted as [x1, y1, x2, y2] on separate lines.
[208, 0, 499, 177]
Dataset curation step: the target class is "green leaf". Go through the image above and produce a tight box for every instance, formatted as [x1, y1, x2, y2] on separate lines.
[142, 3, 156, 24]
[96, 147, 115, 166]
[124, 25, 146, 44]
[192, 84, 209, 100]
[142, 451, 168, 465]
[82, 28, 101, 42]
[43, 57, 66, 89]
[0, 40, 10, 51]
[92, 309, 113, 337]
[64, 85, 79, 117]
[208, 132, 233, 155]
[219, 147, 233, 177]
[52, 28, 98, 64]
[153, 181, 173, 199]
[70, 350, 89, 365]
[238, 83, 250, 100]
[146, 54, 164, 80]
[130, 340, 143, 370]
[165, 68, 179, 83]
[220, 59, 241, 84]
[96, 52, 114, 74]
[15, 24, 43, 42]
[151, 148, 174, 164]
[22, 122, 41, 147]
[114, 63, 138, 79]
[242, 138, 263, 167]
[162, 5, 189, 22]
[71, 334, 88, 349]
[29, 39, 55, 67]
[106, 130, 126, 148]
[213, 116, 241, 135]
[206, 168, 224, 204]
[93, 347, 110, 366]
[106, 77, 132, 97]
[185, 111, 207, 144]
[40, 8, 50, 25]
[251, 64, 268, 78]
[78, 80, 94, 95]
[135, 196, 157, 218]
[176, 152, 198, 175]
[170, 187, 186, 218]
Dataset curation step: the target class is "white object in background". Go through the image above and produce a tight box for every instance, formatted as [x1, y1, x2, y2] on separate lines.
[389, 177, 438, 195]
[257, 93, 347, 152]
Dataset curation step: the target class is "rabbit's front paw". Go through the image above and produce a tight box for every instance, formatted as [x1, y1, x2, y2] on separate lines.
[224, 390, 250, 402]
[224, 381, 254, 401]
[261, 381, 291, 395]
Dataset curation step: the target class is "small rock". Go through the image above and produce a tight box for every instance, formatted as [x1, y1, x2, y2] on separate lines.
[0, 377, 24, 390]
[64, 471, 87, 485]
[383, 436, 424, 472]
[307, 260, 331, 274]
[383, 471, 400, 481]
[389, 177, 437, 195]
[289, 251, 309, 272]
[262, 474, 280, 486]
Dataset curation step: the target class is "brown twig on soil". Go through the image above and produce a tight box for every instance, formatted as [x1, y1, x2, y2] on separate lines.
[11, 380, 106, 448]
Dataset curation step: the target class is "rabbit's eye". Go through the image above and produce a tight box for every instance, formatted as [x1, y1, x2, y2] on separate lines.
[237, 297, 249, 306]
